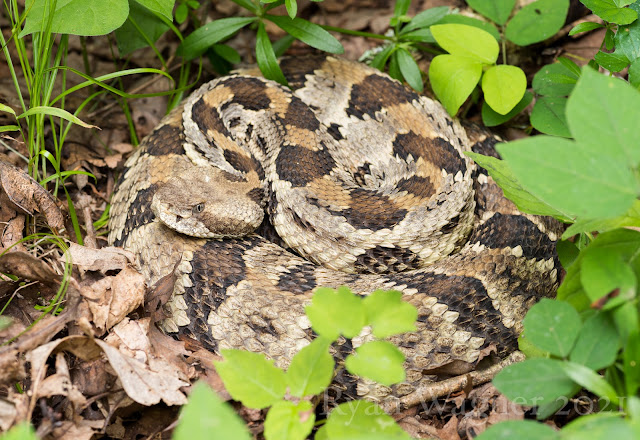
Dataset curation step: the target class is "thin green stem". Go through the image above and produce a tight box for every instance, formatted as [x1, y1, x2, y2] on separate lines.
[320, 24, 392, 41]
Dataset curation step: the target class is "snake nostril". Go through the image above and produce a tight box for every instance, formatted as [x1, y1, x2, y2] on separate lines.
[176, 215, 183, 222]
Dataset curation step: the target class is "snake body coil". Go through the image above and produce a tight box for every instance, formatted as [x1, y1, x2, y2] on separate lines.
[108, 57, 561, 405]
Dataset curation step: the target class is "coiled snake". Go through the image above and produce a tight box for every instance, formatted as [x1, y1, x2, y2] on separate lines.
[108, 56, 561, 407]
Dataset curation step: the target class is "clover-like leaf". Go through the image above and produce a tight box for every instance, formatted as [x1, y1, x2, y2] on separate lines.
[481, 65, 526, 115]
[326, 401, 412, 440]
[466, 0, 516, 25]
[569, 313, 621, 370]
[429, 54, 482, 115]
[475, 420, 559, 440]
[345, 341, 405, 386]
[581, 0, 638, 25]
[214, 349, 286, 409]
[286, 337, 334, 398]
[505, 0, 569, 45]
[305, 286, 366, 341]
[363, 290, 417, 338]
[522, 298, 581, 357]
[264, 400, 315, 440]
[431, 23, 499, 63]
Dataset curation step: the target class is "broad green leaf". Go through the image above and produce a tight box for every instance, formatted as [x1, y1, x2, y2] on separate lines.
[493, 358, 579, 407]
[466, 0, 516, 25]
[522, 298, 581, 357]
[214, 349, 286, 409]
[400, 28, 435, 43]
[177, 17, 255, 59]
[581, 0, 638, 24]
[532, 62, 578, 97]
[614, 2, 640, 61]
[464, 152, 569, 219]
[326, 401, 412, 440]
[594, 50, 630, 71]
[136, 0, 174, 21]
[613, 301, 640, 342]
[429, 54, 482, 115]
[267, 15, 343, 54]
[401, 6, 449, 33]
[558, 229, 640, 310]
[305, 286, 366, 341]
[563, 413, 639, 440]
[530, 96, 570, 137]
[569, 64, 640, 168]
[19, 106, 97, 128]
[474, 420, 559, 440]
[175, 3, 188, 23]
[256, 22, 288, 85]
[1, 423, 38, 440]
[605, 27, 616, 49]
[21, 0, 129, 36]
[264, 400, 314, 440]
[435, 14, 501, 41]
[363, 290, 417, 338]
[569, 21, 605, 35]
[581, 247, 637, 302]
[430, 24, 499, 63]
[497, 135, 637, 219]
[561, 361, 620, 404]
[570, 313, 620, 370]
[629, 58, 640, 89]
[173, 382, 251, 440]
[505, 0, 569, 45]
[482, 90, 533, 127]
[481, 65, 526, 115]
[624, 332, 640, 395]
[286, 338, 334, 398]
[396, 48, 423, 91]
[562, 200, 640, 238]
[345, 341, 406, 386]
[115, 0, 169, 56]
[556, 239, 579, 269]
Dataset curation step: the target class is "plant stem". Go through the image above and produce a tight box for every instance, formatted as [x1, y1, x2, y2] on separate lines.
[320, 25, 393, 41]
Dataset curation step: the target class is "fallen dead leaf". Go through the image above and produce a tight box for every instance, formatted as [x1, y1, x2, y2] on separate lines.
[65, 243, 136, 274]
[0, 251, 61, 285]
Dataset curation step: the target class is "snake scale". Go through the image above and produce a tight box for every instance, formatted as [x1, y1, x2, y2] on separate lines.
[108, 56, 562, 406]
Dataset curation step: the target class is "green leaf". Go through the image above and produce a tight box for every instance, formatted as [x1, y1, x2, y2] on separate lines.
[624, 332, 640, 395]
[497, 134, 637, 219]
[213, 44, 242, 64]
[561, 361, 620, 404]
[264, 400, 314, 440]
[175, 3, 188, 23]
[19, 106, 97, 128]
[569, 21, 605, 35]
[429, 54, 482, 116]
[466, 0, 516, 25]
[21, 0, 129, 36]
[0, 103, 17, 117]
[557, 56, 582, 77]
[481, 65, 526, 115]
[464, 152, 569, 219]
[532, 62, 578, 97]
[594, 50, 630, 71]
[230, 0, 258, 13]
[267, 15, 343, 54]
[136, 0, 174, 21]
[614, 2, 640, 61]
[305, 286, 366, 341]
[286, 338, 334, 398]
[569, 313, 620, 370]
[394, 0, 411, 17]
[399, 28, 435, 43]
[363, 290, 417, 338]
[285, 0, 297, 18]
[505, 0, 569, 45]
[401, 6, 449, 33]
[581, 0, 638, 25]
[482, 90, 533, 127]
[214, 349, 287, 409]
[474, 420, 559, 440]
[115, 0, 169, 56]
[562, 200, 640, 238]
[177, 17, 255, 59]
[370, 44, 396, 70]
[396, 48, 423, 91]
[326, 401, 412, 440]
[581, 247, 637, 303]
[431, 23, 499, 63]
[436, 14, 501, 41]
[530, 97, 571, 137]
[629, 58, 640, 89]
[523, 298, 581, 357]
[557, 239, 579, 269]
[173, 382, 251, 440]
[493, 358, 579, 407]
[345, 341, 406, 386]
[569, 64, 640, 168]
[562, 413, 639, 440]
[256, 22, 288, 85]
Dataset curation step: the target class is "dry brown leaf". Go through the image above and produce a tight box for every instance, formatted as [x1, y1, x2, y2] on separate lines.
[0, 398, 17, 431]
[37, 353, 87, 410]
[0, 160, 64, 232]
[66, 244, 136, 273]
[0, 252, 61, 284]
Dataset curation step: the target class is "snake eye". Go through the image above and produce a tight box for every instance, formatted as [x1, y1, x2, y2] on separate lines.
[193, 203, 205, 214]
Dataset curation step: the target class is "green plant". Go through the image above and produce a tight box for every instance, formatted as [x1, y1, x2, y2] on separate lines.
[174, 287, 418, 440]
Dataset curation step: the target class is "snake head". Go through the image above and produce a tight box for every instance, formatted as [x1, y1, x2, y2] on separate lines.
[151, 167, 264, 238]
